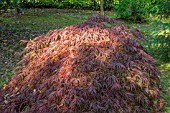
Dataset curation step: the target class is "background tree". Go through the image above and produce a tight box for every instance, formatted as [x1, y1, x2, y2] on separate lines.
[113, 0, 150, 22]
[100, 0, 104, 15]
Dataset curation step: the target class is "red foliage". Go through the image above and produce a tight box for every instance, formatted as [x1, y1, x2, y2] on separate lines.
[0, 14, 161, 113]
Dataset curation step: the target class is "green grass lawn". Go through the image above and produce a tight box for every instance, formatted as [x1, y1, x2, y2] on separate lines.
[0, 8, 169, 112]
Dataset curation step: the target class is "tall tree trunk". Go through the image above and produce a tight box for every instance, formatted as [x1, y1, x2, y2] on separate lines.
[100, 0, 104, 15]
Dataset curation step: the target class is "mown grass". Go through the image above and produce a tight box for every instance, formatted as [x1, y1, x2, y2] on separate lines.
[0, 8, 169, 112]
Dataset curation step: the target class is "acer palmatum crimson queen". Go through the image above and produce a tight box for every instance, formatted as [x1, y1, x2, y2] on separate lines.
[0, 14, 161, 113]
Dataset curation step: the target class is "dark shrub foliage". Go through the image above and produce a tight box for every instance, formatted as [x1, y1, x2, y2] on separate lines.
[113, 0, 150, 22]
[18, 0, 116, 10]
[0, 15, 161, 113]
[146, 21, 170, 59]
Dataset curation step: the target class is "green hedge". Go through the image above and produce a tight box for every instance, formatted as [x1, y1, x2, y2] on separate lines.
[0, 0, 116, 14]
[18, 0, 117, 10]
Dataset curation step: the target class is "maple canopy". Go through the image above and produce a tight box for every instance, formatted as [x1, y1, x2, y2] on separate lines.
[0, 15, 161, 113]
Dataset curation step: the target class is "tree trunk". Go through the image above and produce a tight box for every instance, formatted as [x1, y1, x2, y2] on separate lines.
[100, 0, 104, 15]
